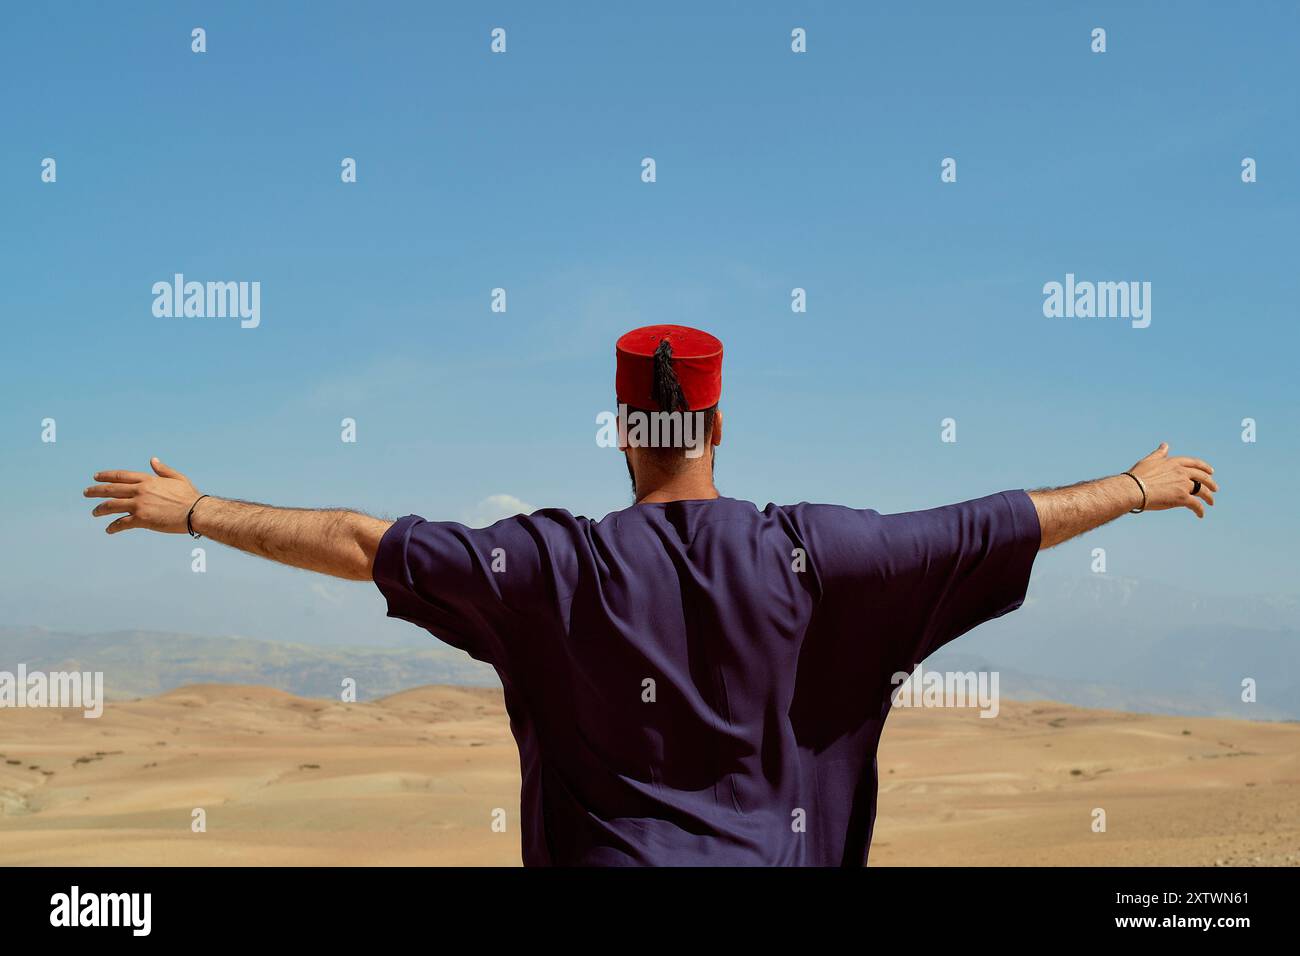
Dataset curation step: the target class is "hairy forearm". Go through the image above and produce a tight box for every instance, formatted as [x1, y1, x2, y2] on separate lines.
[190, 497, 392, 580]
[85, 459, 399, 579]
[1024, 443, 1219, 549]
[1028, 475, 1141, 550]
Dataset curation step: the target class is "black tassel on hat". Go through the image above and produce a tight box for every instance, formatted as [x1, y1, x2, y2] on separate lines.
[652, 339, 687, 413]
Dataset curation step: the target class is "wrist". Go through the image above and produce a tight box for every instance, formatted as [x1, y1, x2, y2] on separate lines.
[1118, 471, 1146, 513]
[186, 494, 214, 537]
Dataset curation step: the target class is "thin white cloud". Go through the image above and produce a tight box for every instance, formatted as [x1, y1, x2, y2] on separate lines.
[309, 580, 345, 605]
[462, 494, 535, 528]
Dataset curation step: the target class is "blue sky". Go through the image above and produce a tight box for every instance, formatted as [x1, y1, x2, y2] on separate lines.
[2, 1, 1296, 645]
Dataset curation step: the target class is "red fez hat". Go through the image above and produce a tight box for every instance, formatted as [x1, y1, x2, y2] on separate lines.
[616, 324, 723, 412]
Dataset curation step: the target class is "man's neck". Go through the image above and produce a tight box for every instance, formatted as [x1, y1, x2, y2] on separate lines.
[634, 475, 720, 504]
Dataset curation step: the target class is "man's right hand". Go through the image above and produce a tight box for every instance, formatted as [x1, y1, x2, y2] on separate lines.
[1127, 442, 1218, 517]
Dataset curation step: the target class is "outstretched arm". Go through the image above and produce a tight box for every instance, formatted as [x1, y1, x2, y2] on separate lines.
[84, 458, 391, 581]
[1028, 443, 1218, 550]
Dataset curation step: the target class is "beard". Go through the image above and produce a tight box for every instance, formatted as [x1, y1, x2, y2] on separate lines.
[625, 450, 717, 502]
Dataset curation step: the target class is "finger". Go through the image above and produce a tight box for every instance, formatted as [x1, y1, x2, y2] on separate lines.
[1172, 456, 1214, 474]
[1183, 495, 1206, 519]
[93, 470, 148, 483]
[83, 483, 138, 499]
[1145, 442, 1170, 461]
[106, 515, 139, 534]
[1185, 469, 1219, 493]
[150, 457, 185, 480]
[91, 500, 134, 517]
[1196, 487, 1215, 507]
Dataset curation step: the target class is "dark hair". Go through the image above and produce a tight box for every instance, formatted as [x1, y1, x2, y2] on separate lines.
[622, 406, 718, 451]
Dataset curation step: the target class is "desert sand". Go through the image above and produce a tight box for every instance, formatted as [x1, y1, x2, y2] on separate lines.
[1, 685, 1296, 866]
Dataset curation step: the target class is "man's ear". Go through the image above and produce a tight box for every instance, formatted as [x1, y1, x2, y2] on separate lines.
[711, 409, 723, 446]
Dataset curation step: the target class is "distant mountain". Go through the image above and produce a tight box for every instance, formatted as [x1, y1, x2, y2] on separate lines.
[926, 651, 1293, 721]
[932, 573, 1299, 721]
[0, 627, 496, 702]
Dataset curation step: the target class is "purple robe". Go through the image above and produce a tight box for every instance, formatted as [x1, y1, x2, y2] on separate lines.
[373, 491, 1039, 865]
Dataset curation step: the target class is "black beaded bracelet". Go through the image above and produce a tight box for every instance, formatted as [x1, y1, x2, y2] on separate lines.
[186, 494, 210, 538]
[1121, 472, 1146, 514]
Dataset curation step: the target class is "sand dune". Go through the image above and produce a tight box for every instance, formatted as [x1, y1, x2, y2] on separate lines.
[872, 702, 1299, 866]
[1, 685, 1296, 866]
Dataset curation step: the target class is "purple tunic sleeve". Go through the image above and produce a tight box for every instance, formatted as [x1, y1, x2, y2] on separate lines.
[372, 512, 566, 667]
[790, 490, 1041, 680]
